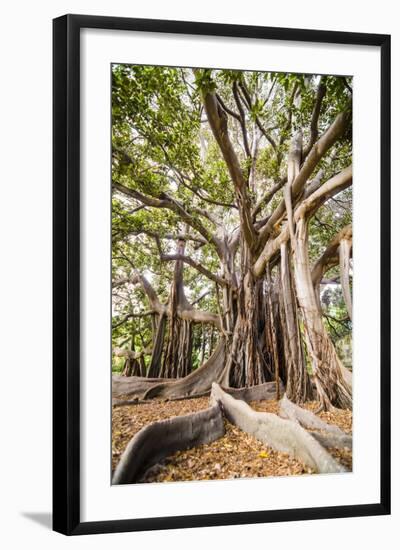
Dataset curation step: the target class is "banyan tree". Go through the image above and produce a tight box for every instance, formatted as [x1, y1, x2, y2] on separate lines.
[111, 65, 353, 411]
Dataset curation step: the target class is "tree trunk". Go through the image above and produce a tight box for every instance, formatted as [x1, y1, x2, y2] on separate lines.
[161, 317, 193, 378]
[160, 238, 193, 378]
[147, 312, 166, 378]
[224, 268, 274, 388]
[122, 321, 143, 377]
[279, 242, 312, 403]
[292, 217, 352, 410]
[265, 266, 281, 399]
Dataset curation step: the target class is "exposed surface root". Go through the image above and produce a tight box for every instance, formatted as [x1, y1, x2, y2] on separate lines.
[279, 394, 344, 434]
[223, 381, 284, 403]
[113, 341, 226, 401]
[112, 390, 211, 408]
[112, 375, 175, 399]
[112, 403, 224, 484]
[251, 397, 352, 467]
[311, 431, 352, 451]
[211, 384, 346, 474]
[112, 396, 210, 470]
[303, 401, 352, 433]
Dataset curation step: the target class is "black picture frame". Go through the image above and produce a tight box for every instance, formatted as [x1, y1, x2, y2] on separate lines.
[53, 14, 391, 536]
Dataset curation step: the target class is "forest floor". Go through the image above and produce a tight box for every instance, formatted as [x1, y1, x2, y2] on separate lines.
[112, 396, 352, 482]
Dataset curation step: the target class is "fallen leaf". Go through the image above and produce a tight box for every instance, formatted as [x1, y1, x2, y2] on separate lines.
[258, 451, 270, 459]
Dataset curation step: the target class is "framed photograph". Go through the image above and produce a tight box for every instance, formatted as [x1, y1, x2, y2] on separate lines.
[53, 14, 391, 535]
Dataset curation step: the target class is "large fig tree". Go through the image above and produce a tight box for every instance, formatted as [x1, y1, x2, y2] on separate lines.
[112, 65, 353, 410]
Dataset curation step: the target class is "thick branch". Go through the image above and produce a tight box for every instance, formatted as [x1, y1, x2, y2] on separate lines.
[160, 253, 227, 286]
[303, 80, 327, 157]
[252, 177, 286, 220]
[216, 93, 241, 121]
[200, 87, 257, 250]
[112, 311, 153, 329]
[311, 225, 352, 287]
[113, 181, 222, 255]
[119, 271, 165, 314]
[257, 110, 350, 249]
[179, 308, 222, 330]
[285, 131, 302, 242]
[253, 166, 352, 277]
[190, 290, 211, 307]
[232, 81, 251, 158]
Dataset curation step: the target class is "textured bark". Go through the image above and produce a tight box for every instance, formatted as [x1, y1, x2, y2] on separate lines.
[223, 380, 284, 403]
[142, 340, 226, 399]
[121, 321, 138, 376]
[122, 356, 144, 377]
[292, 217, 352, 410]
[279, 242, 312, 403]
[112, 403, 225, 484]
[200, 324, 207, 365]
[160, 239, 193, 378]
[257, 112, 350, 250]
[253, 166, 353, 278]
[311, 225, 352, 312]
[279, 394, 352, 450]
[113, 337, 226, 401]
[224, 269, 273, 388]
[311, 225, 352, 287]
[311, 431, 352, 451]
[117, 239, 222, 381]
[211, 384, 346, 473]
[147, 313, 166, 378]
[279, 127, 312, 403]
[161, 318, 193, 378]
[280, 394, 342, 434]
[114, 84, 353, 412]
[266, 267, 281, 399]
[114, 346, 149, 377]
[112, 375, 175, 398]
[200, 87, 257, 249]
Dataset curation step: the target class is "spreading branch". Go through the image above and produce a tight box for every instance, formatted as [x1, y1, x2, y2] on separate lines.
[257, 110, 350, 250]
[303, 80, 327, 158]
[253, 166, 352, 277]
[112, 311, 153, 329]
[311, 225, 352, 287]
[113, 180, 223, 255]
[198, 83, 258, 250]
[160, 253, 227, 286]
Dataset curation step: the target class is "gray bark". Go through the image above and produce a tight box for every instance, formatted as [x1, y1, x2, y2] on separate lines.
[210, 384, 346, 473]
[112, 403, 225, 484]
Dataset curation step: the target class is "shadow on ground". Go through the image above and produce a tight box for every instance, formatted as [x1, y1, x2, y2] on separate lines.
[22, 512, 52, 530]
